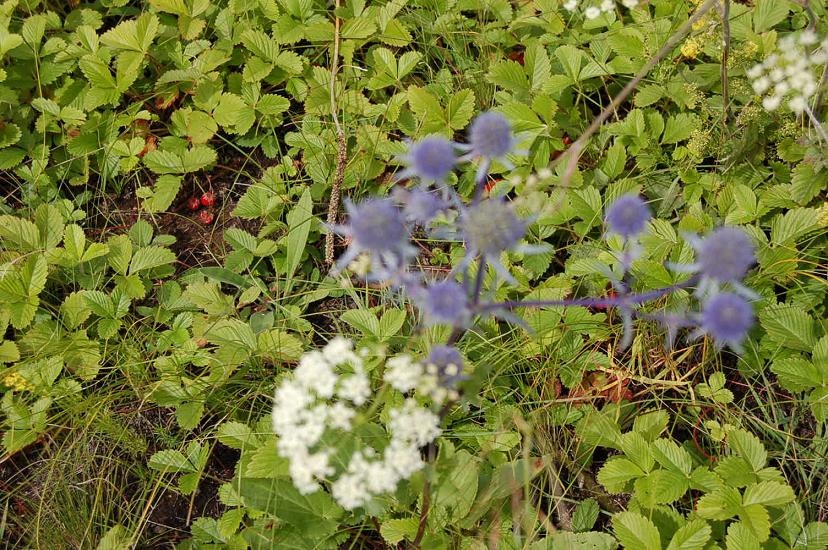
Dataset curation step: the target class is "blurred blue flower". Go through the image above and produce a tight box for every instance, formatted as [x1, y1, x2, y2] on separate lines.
[393, 187, 449, 227]
[424, 345, 466, 388]
[698, 292, 754, 352]
[460, 111, 517, 184]
[410, 280, 470, 327]
[459, 198, 536, 284]
[397, 135, 457, 185]
[468, 112, 514, 159]
[605, 194, 651, 239]
[330, 198, 414, 277]
[677, 227, 757, 298]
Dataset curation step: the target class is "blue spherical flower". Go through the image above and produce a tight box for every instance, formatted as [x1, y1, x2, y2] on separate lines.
[398, 135, 457, 183]
[462, 199, 527, 258]
[697, 227, 755, 283]
[700, 292, 754, 351]
[425, 345, 465, 387]
[331, 198, 413, 278]
[348, 198, 406, 252]
[412, 280, 470, 326]
[605, 194, 651, 239]
[393, 187, 448, 226]
[459, 198, 535, 284]
[468, 112, 514, 159]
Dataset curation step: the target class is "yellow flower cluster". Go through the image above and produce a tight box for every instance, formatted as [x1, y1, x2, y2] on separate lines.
[817, 202, 828, 228]
[2, 372, 31, 392]
[681, 38, 702, 59]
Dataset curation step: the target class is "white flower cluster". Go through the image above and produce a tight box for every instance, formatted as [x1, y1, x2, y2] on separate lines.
[383, 353, 462, 404]
[747, 31, 828, 114]
[563, 0, 638, 20]
[271, 338, 442, 510]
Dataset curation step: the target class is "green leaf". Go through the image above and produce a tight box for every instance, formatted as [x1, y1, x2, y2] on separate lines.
[753, 0, 791, 32]
[613, 511, 662, 550]
[100, 13, 158, 52]
[572, 498, 600, 532]
[743, 481, 795, 507]
[216, 421, 261, 450]
[284, 187, 313, 290]
[341, 309, 379, 337]
[148, 449, 194, 473]
[728, 429, 767, 472]
[770, 208, 819, 245]
[652, 439, 692, 475]
[771, 357, 823, 392]
[662, 113, 698, 144]
[380, 517, 419, 545]
[739, 504, 770, 542]
[213, 93, 255, 134]
[206, 319, 257, 364]
[257, 329, 304, 362]
[759, 305, 817, 352]
[697, 486, 742, 520]
[340, 16, 376, 39]
[666, 520, 711, 550]
[790, 164, 824, 205]
[598, 457, 645, 493]
[128, 246, 176, 274]
[726, 522, 761, 550]
[377, 308, 406, 340]
[445, 89, 475, 131]
[141, 175, 182, 213]
[0, 340, 19, 363]
[238, 478, 343, 535]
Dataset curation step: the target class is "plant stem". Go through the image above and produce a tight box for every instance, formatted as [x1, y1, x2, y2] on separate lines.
[721, 0, 731, 123]
[804, 104, 828, 142]
[325, 0, 347, 266]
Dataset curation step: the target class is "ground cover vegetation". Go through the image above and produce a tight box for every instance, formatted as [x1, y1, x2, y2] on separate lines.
[0, 0, 826, 548]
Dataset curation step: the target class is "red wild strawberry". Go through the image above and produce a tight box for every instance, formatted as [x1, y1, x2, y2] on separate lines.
[198, 210, 214, 225]
[187, 196, 201, 211]
[200, 192, 216, 207]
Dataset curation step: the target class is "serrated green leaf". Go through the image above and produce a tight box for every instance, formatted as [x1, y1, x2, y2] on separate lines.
[148, 449, 194, 472]
[666, 520, 711, 550]
[743, 481, 795, 508]
[652, 439, 692, 475]
[697, 486, 742, 520]
[128, 246, 176, 274]
[771, 357, 823, 392]
[446, 89, 475, 131]
[613, 511, 661, 550]
[598, 458, 645, 493]
[759, 304, 817, 351]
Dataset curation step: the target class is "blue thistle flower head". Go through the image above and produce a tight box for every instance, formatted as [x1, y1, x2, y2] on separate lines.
[347, 198, 407, 253]
[605, 194, 651, 239]
[459, 198, 531, 284]
[398, 135, 457, 183]
[331, 198, 413, 276]
[468, 112, 514, 159]
[412, 280, 470, 326]
[696, 227, 755, 283]
[462, 199, 527, 258]
[700, 292, 754, 352]
[393, 187, 448, 227]
[425, 345, 466, 388]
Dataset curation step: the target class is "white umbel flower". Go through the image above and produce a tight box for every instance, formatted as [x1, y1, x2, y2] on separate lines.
[271, 341, 443, 510]
[748, 31, 827, 114]
[383, 354, 422, 392]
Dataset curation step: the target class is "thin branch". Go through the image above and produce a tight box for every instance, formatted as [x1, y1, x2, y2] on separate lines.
[556, 0, 720, 189]
[325, 0, 347, 266]
[721, 0, 731, 122]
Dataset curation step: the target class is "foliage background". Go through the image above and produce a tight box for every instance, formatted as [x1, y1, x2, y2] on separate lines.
[0, 0, 826, 547]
